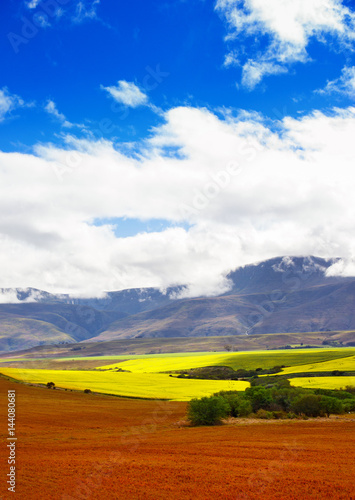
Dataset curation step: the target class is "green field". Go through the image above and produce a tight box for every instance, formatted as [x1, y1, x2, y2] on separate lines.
[0, 368, 249, 401]
[0, 352, 225, 367]
[277, 355, 355, 375]
[98, 348, 355, 373]
[1, 347, 355, 400]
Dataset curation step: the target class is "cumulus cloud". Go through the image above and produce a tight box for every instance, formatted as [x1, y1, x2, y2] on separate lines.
[1, 105, 355, 296]
[101, 81, 149, 108]
[215, 0, 355, 88]
[0, 88, 25, 122]
[318, 65, 355, 98]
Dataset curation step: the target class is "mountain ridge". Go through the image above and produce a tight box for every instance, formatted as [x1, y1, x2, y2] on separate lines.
[1, 256, 355, 352]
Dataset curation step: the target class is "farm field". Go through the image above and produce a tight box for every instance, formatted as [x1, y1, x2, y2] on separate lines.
[0, 376, 354, 500]
[277, 355, 355, 375]
[289, 376, 355, 390]
[99, 347, 355, 373]
[1, 347, 355, 399]
[0, 352, 236, 370]
[0, 368, 249, 401]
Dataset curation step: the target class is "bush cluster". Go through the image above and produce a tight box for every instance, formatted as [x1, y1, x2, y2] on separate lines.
[187, 382, 355, 425]
[178, 365, 286, 381]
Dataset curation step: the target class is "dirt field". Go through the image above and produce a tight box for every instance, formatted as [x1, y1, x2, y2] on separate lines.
[1, 377, 354, 500]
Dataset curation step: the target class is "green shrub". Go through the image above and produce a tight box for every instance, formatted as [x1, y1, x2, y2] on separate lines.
[272, 411, 287, 419]
[256, 409, 274, 419]
[315, 389, 355, 400]
[213, 391, 254, 417]
[188, 385, 353, 425]
[286, 412, 298, 419]
[237, 399, 253, 417]
[251, 376, 291, 389]
[319, 396, 343, 417]
[343, 399, 355, 412]
[215, 391, 248, 417]
[187, 396, 230, 426]
[245, 386, 273, 412]
[270, 387, 296, 412]
[292, 394, 344, 418]
[221, 393, 240, 417]
[291, 394, 322, 417]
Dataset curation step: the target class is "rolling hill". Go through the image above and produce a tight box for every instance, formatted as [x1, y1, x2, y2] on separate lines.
[1, 256, 355, 352]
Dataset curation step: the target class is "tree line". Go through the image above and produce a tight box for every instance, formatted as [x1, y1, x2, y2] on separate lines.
[187, 378, 355, 425]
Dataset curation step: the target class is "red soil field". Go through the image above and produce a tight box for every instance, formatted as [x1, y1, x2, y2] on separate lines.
[1, 376, 354, 500]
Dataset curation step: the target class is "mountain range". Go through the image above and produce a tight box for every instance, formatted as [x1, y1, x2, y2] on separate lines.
[1, 256, 355, 352]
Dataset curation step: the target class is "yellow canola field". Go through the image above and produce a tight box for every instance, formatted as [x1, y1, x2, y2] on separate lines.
[289, 376, 355, 390]
[0, 368, 249, 401]
[98, 348, 355, 373]
[279, 355, 355, 375]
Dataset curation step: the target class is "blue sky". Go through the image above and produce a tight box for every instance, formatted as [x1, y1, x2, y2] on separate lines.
[1, 0, 354, 150]
[1, 0, 355, 297]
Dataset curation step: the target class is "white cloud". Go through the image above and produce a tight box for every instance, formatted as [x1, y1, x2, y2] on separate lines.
[318, 65, 355, 98]
[35, 14, 51, 28]
[1, 105, 355, 296]
[223, 50, 240, 68]
[241, 60, 287, 89]
[26, 0, 41, 8]
[0, 289, 45, 304]
[45, 99, 68, 124]
[101, 81, 149, 108]
[216, 0, 355, 88]
[326, 258, 355, 277]
[0, 291, 22, 304]
[25, 0, 99, 25]
[44, 99, 85, 129]
[0, 88, 25, 122]
[72, 0, 101, 24]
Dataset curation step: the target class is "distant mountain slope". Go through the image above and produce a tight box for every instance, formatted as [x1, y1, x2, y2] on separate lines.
[71, 286, 184, 314]
[0, 286, 182, 314]
[0, 303, 126, 351]
[1, 256, 355, 352]
[90, 295, 258, 341]
[251, 281, 355, 334]
[90, 281, 355, 341]
[0, 318, 72, 352]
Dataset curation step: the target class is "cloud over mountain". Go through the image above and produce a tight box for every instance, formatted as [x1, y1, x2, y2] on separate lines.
[0, 104, 355, 296]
